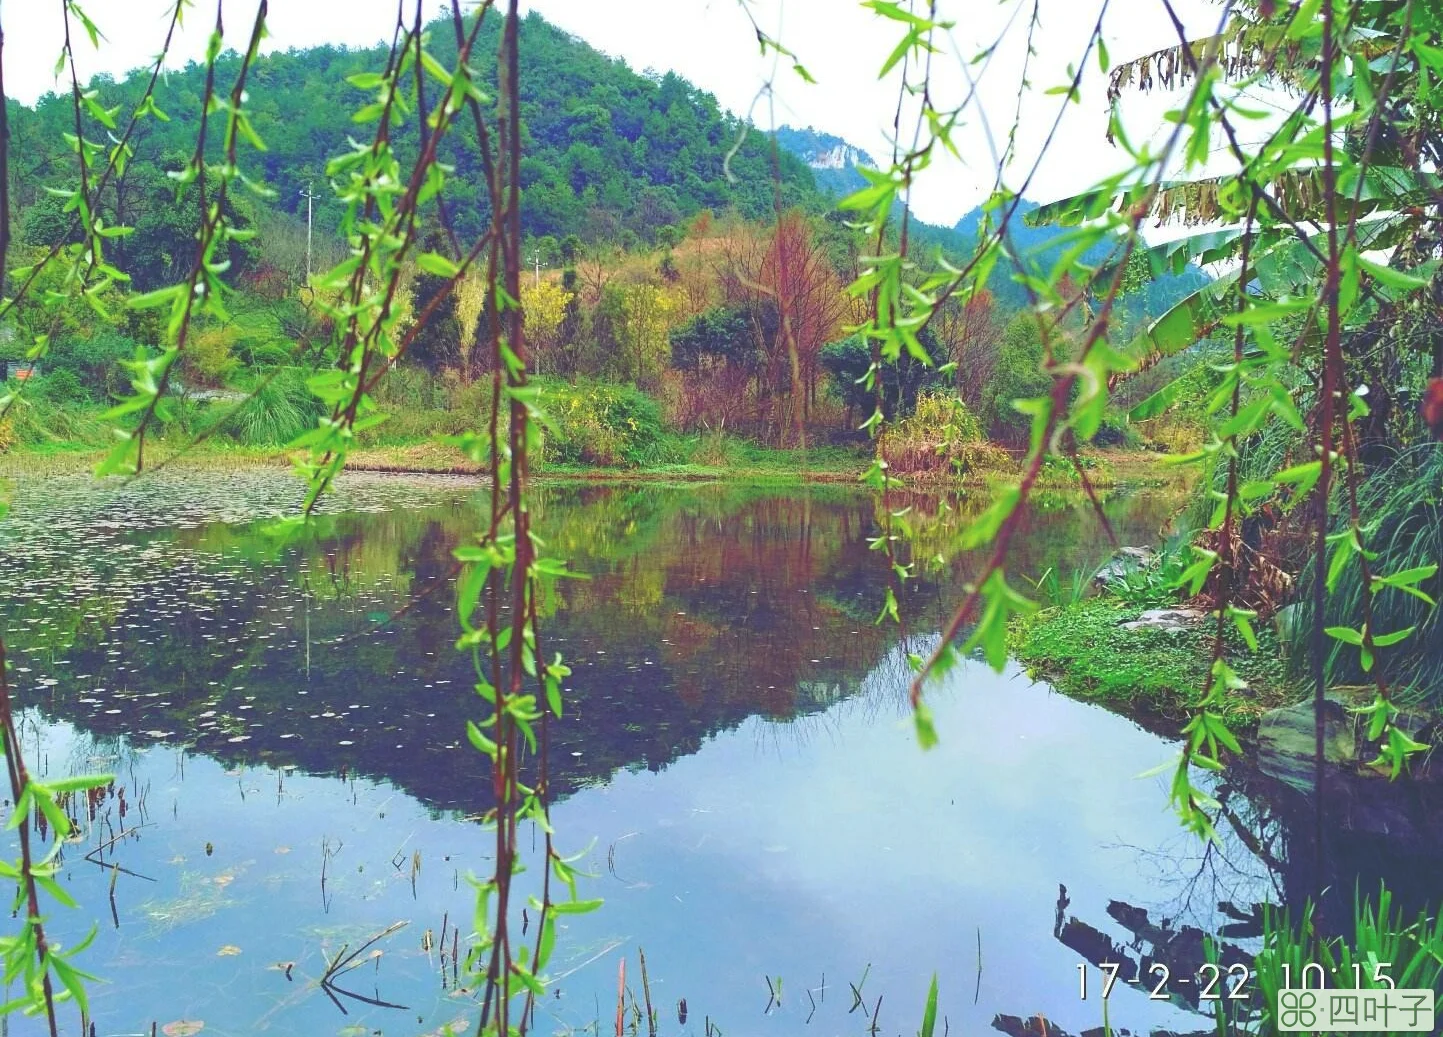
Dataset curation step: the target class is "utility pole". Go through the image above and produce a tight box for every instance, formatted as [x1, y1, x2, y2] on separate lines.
[299, 183, 317, 282]
[532, 250, 541, 288]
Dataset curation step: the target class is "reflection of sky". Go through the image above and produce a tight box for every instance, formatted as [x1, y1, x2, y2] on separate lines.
[543, 650, 1266, 1037]
[31, 642, 1276, 1037]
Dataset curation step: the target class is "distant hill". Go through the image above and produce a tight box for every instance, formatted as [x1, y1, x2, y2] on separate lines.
[8, 11, 827, 255]
[768, 131, 1213, 322]
[772, 126, 877, 198]
[953, 198, 1210, 319]
[8, 14, 1206, 324]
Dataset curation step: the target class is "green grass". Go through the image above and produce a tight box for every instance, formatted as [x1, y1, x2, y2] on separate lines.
[1254, 885, 1443, 1032]
[1010, 596, 1298, 729]
[2, 373, 1185, 490]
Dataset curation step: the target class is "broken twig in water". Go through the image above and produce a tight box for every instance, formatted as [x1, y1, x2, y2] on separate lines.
[638, 947, 656, 1037]
[319, 920, 409, 1014]
[615, 956, 626, 1037]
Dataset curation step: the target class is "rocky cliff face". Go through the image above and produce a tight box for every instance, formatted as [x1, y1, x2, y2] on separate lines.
[774, 126, 875, 196]
[807, 142, 865, 171]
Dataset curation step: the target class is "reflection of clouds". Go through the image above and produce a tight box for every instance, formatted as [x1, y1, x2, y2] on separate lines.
[3, 475, 1244, 1034]
[571, 644, 1221, 1033]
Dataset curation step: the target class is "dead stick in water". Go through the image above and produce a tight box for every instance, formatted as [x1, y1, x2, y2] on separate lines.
[615, 956, 626, 1037]
[974, 926, 983, 1004]
[638, 947, 656, 1037]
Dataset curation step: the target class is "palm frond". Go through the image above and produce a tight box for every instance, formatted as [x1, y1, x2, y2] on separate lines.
[1106, 21, 1308, 102]
[1029, 168, 1443, 231]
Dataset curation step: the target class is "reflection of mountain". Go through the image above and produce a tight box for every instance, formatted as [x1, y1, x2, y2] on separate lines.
[3, 477, 1176, 818]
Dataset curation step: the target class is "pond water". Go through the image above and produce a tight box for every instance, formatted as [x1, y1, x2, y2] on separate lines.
[0, 472, 1433, 1037]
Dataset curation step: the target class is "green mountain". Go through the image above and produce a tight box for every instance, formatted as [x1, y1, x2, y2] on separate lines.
[7, 10, 826, 276]
[6, 9, 1204, 325]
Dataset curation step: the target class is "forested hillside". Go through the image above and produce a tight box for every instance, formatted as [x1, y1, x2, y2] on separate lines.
[7, 10, 822, 265]
[1, 6, 1210, 469]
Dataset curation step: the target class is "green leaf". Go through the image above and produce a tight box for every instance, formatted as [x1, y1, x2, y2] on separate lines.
[416, 251, 460, 278]
[466, 721, 496, 758]
[914, 703, 938, 751]
[1357, 254, 1432, 293]
[346, 71, 385, 90]
[920, 973, 939, 1037]
[455, 562, 490, 632]
[1371, 626, 1415, 648]
[1229, 608, 1259, 652]
[43, 774, 115, 794]
[35, 873, 76, 910]
[959, 486, 1019, 550]
[48, 952, 91, 1016]
[1325, 625, 1364, 646]
[551, 898, 604, 915]
[126, 284, 183, 310]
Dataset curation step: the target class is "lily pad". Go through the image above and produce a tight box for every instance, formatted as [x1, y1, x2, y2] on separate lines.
[162, 1022, 204, 1037]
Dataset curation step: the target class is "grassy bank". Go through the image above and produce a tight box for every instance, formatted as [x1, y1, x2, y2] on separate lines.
[0, 401, 1195, 488]
[0, 433, 871, 481]
[3, 370, 1204, 489]
[1009, 596, 1300, 733]
[0, 435, 1199, 490]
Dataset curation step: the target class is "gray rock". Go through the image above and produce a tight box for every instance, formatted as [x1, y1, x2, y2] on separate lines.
[1093, 546, 1158, 586]
[1273, 602, 1301, 643]
[1257, 694, 1360, 793]
[1119, 607, 1208, 633]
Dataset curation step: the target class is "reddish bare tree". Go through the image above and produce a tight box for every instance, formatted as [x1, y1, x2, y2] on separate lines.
[759, 210, 850, 428]
[935, 288, 1004, 411]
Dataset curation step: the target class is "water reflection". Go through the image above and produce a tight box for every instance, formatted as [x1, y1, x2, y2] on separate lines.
[0, 473, 1429, 1036]
[2, 475, 1180, 815]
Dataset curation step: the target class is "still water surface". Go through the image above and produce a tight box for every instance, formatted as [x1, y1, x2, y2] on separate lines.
[0, 473, 1423, 1036]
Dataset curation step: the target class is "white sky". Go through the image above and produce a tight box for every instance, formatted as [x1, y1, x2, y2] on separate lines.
[0, 0, 1223, 226]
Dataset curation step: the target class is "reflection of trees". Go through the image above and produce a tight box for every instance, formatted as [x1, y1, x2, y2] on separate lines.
[1046, 785, 1270, 1029]
[1108, 779, 1284, 936]
[2, 484, 911, 815]
[1002, 754, 1443, 1037]
[1, 479, 1222, 837]
[889, 488, 1190, 610]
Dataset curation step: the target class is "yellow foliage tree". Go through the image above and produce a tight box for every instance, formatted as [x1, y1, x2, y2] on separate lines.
[616, 282, 680, 388]
[454, 270, 487, 367]
[521, 280, 573, 373]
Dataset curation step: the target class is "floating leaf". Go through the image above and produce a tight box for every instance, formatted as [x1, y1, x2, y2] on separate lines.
[162, 1023, 204, 1037]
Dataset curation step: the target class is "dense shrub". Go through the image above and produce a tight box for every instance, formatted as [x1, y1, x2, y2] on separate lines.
[31, 368, 89, 405]
[669, 306, 757, 373]
[821, 329, 947, 419]
[1137, 413, 1206, 454]
[1291, 444, 1443, 702]
[539, 379, 676, 467]
[45, 332, 148, 398]
[228, 368, 326, 446]
[981, 315, 1051, 442]
[1090, 418, 1142, 449]
[886, 391, 1011, 477]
